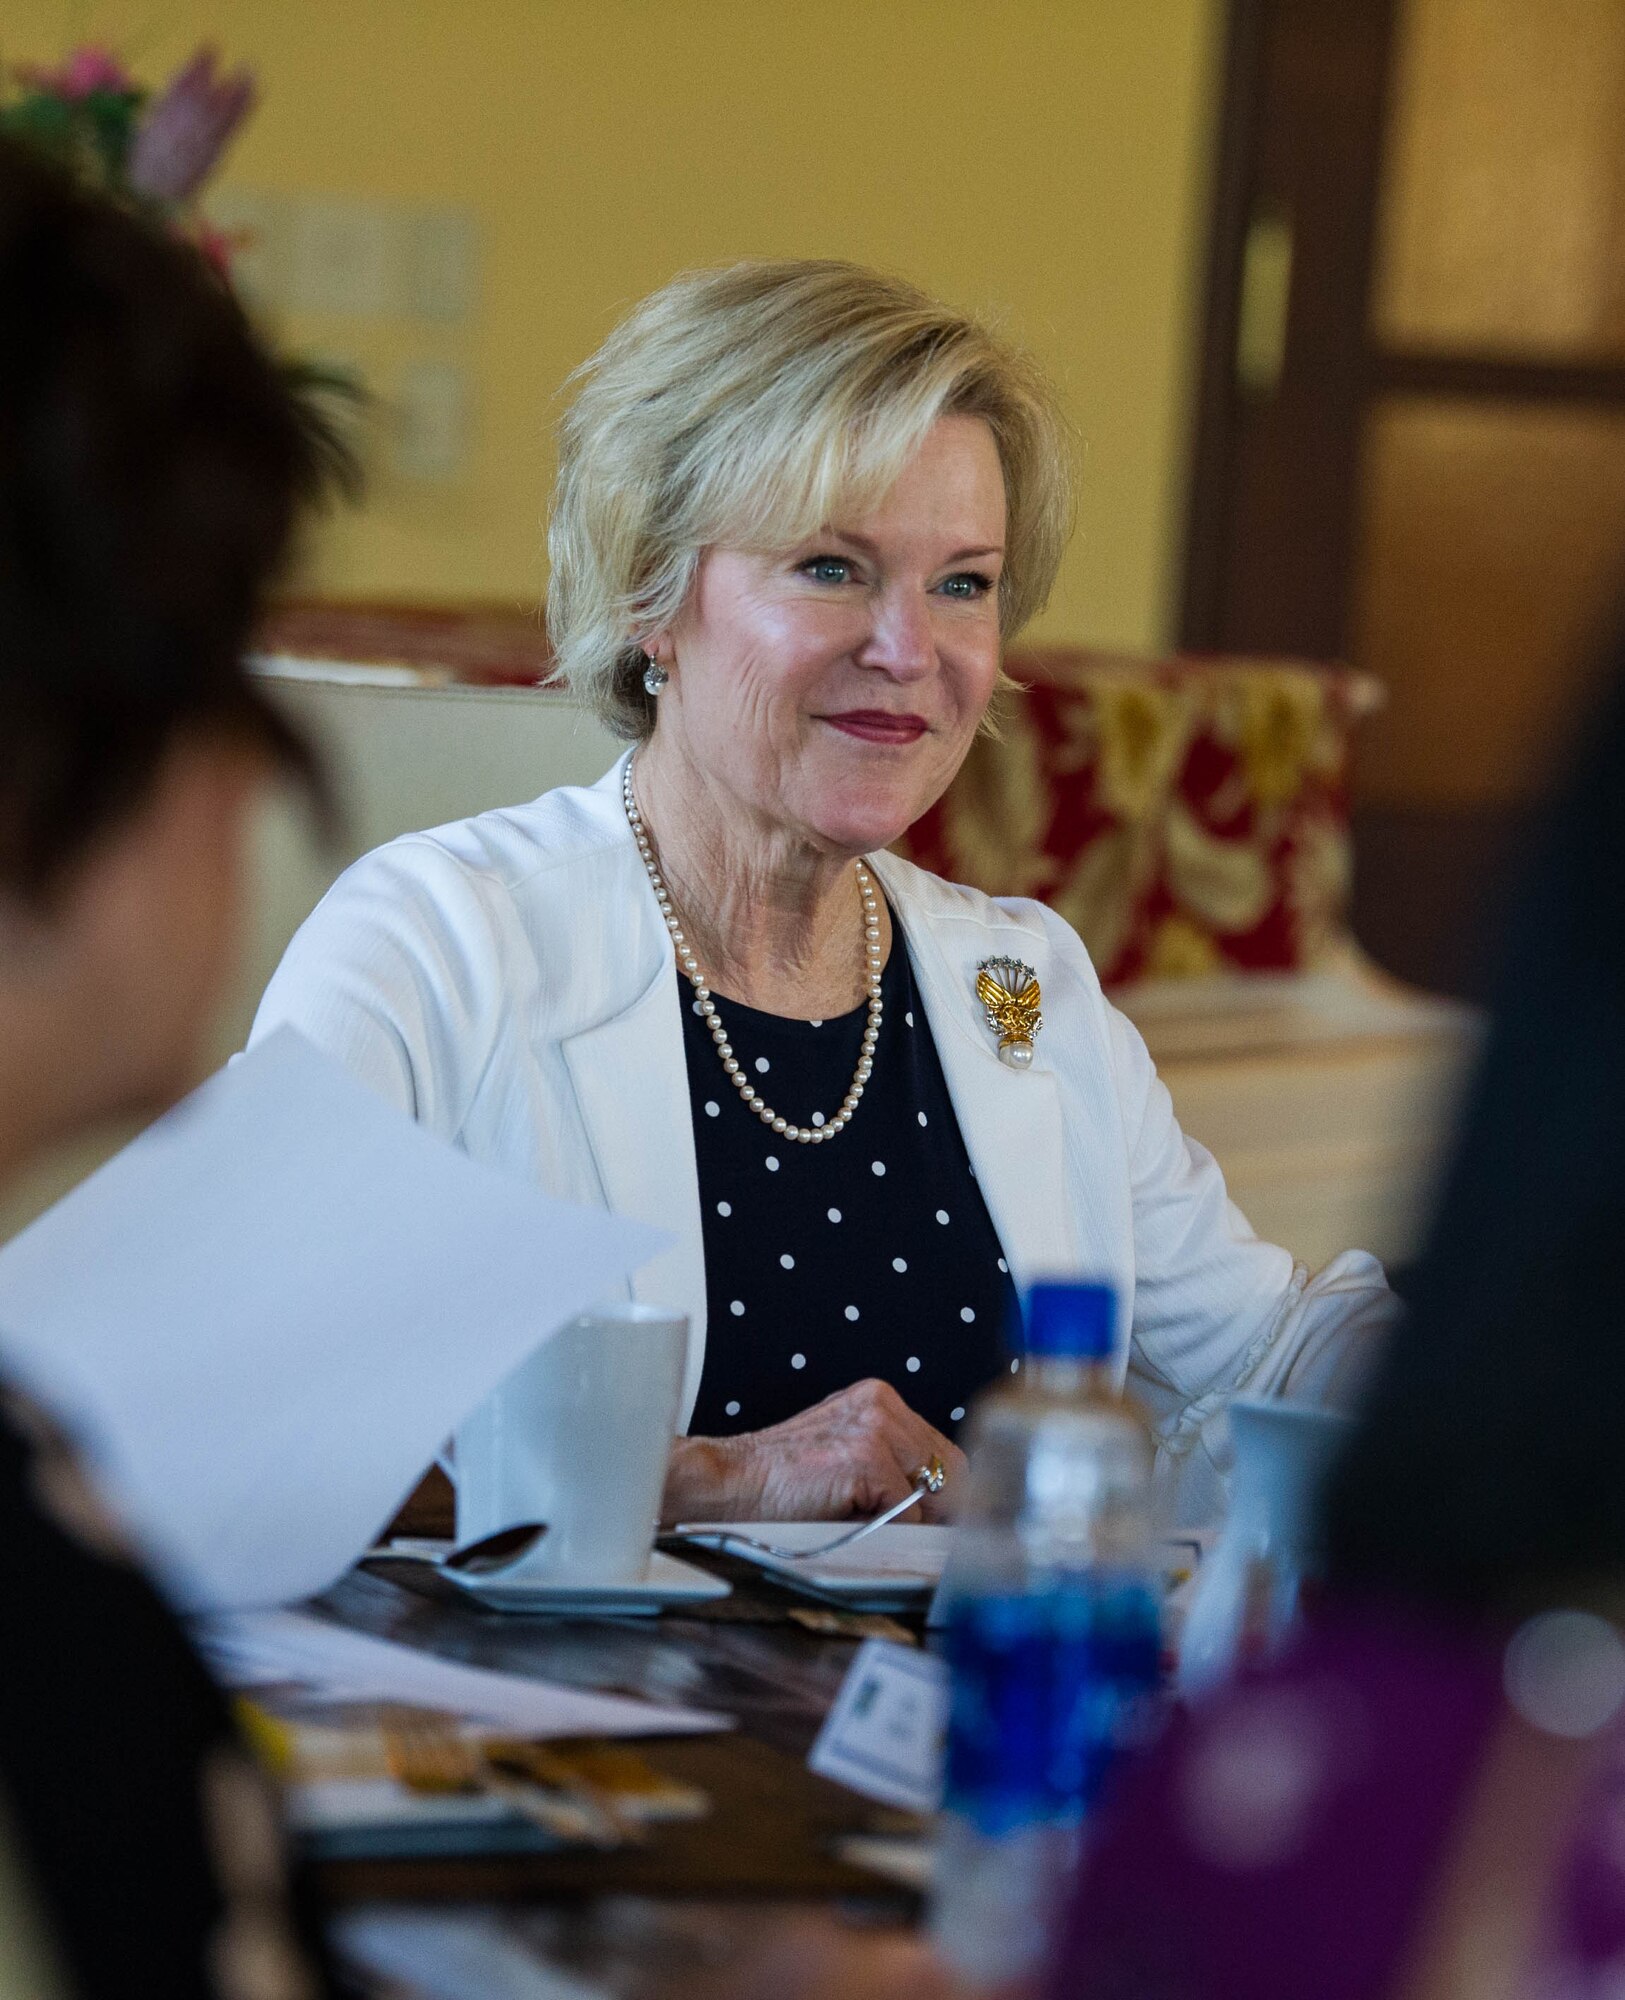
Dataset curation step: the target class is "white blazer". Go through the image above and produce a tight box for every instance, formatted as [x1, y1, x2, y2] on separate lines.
[250, 755, 1395, 1521]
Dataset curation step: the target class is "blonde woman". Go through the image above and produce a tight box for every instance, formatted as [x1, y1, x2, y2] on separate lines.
[252, 260, 1394, 1526]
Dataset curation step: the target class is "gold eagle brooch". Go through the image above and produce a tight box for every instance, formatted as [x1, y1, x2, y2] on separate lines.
[975, 957, 1042, 1069]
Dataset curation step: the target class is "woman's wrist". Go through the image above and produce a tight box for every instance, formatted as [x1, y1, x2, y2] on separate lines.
[661, 1432, 758, 1524]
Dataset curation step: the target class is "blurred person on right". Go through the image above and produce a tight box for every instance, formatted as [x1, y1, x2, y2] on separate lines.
[713, 630, 1625, 2000]
[1052, 623, 1625, 1996]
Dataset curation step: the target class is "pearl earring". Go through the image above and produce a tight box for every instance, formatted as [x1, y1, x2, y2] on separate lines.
[642, 656, 669, 696]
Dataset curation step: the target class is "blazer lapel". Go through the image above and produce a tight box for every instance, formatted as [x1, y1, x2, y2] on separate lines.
[561, 935, 710, 1430]
[875, 859, 1081, 1294]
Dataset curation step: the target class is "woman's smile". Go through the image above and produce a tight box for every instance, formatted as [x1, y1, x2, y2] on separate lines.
[818, 709, 930, 745]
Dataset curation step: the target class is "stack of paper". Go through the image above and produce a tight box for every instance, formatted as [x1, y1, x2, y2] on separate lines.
[0, 1030, 665, 1615]
[201, 1608, 728, 1737]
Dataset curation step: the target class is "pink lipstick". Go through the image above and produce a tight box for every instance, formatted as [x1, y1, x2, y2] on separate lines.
[822, 711, 929, 744]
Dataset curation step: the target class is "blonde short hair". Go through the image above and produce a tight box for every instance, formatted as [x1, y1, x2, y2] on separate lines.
[547, 259, 1076, 740]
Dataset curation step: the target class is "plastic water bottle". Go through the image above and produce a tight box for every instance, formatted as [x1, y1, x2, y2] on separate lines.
[931, 1281, 1161, 1989]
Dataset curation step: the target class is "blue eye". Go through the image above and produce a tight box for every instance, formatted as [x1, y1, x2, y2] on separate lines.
[801, 556, 854, 585]
[940, 571, 993, 599]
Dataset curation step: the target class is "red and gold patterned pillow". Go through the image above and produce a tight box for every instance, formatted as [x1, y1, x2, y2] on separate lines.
[896, 649, 1379, 989]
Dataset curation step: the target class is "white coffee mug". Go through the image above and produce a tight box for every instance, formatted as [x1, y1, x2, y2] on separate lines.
[447, 1302, 688, 1585]
[1176, 1397, 1352, 1698]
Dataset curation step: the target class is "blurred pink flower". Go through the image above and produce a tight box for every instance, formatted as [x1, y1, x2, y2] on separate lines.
[128, 46, 256, 206]
[16, 44, 137, 100]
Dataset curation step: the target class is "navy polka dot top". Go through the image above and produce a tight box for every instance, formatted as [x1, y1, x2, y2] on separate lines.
[682, 925, 1018, 1443]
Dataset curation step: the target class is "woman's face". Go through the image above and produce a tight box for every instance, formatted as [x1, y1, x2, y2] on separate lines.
[652, 414, 1007, 856]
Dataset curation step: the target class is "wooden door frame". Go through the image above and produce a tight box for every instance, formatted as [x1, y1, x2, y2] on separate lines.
[1181, 0, 1625, 660]
[1178, 0, 1398, 659]
[1178, 0, 1270, 649]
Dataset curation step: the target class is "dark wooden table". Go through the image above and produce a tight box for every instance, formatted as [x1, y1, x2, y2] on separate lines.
[301, 1553, 927, 1994]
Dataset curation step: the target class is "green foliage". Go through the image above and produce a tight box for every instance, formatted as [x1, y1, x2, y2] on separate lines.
[3, 45, 365, 506]
[0, 83, 144, 194]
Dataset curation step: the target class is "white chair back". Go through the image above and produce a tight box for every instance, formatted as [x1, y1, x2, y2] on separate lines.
[0, 671, 620, 1242]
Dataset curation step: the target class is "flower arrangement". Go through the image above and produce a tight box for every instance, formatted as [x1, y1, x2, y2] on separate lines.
[2, 42, 362, 491]
[3, 44, 253, 261]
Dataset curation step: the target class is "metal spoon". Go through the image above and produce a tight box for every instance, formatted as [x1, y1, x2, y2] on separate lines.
[369, 1520, 551, 1576]
[442, 1521, 550, 1575]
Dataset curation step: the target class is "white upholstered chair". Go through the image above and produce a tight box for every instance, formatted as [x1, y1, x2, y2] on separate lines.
[0, 664, 1475, 1270]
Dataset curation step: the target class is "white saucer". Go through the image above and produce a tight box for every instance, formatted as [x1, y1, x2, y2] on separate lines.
[441, 1548, 731, 1616]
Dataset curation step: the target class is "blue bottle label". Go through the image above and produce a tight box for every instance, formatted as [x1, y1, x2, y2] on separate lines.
[942, 1574, 1161, 1837]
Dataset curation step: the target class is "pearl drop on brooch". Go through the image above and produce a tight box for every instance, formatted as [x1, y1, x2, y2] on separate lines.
[976, 957, 1043, 1071]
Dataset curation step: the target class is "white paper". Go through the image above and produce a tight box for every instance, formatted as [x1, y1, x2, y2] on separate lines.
[808, 1638, 948, 1812]
[200, 1608, 728, 1738]
[834, 1834, 934, 1893]
[681, 1524, 1210, 1596]
[0, 1030, 664, 1614]
[334, 1909, 610, 2000]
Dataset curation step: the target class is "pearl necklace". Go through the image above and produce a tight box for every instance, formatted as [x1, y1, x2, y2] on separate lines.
[623, 758, 883, 1144]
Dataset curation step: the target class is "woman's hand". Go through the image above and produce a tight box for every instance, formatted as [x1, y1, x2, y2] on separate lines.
[662, 1378, 967, 1523]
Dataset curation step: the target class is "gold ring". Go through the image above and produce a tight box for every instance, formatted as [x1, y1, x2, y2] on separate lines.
[915, 1454, 947, 1495]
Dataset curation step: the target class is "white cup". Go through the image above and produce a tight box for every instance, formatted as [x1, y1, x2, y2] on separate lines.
[1176, 1397, 1352, 1698]
[448, 1302, 688, 1585]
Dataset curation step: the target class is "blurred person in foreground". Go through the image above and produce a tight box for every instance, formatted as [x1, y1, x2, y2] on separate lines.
[0, 139, 341, 1997]
[718, 634, 1625, 2000]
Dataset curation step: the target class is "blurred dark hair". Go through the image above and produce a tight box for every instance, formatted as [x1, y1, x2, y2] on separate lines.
[1321, 626, 1625, 1615]
[0, 135, 339, 899]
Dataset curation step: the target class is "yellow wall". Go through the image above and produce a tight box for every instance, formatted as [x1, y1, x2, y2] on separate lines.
[16, 1, 1221, 652]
